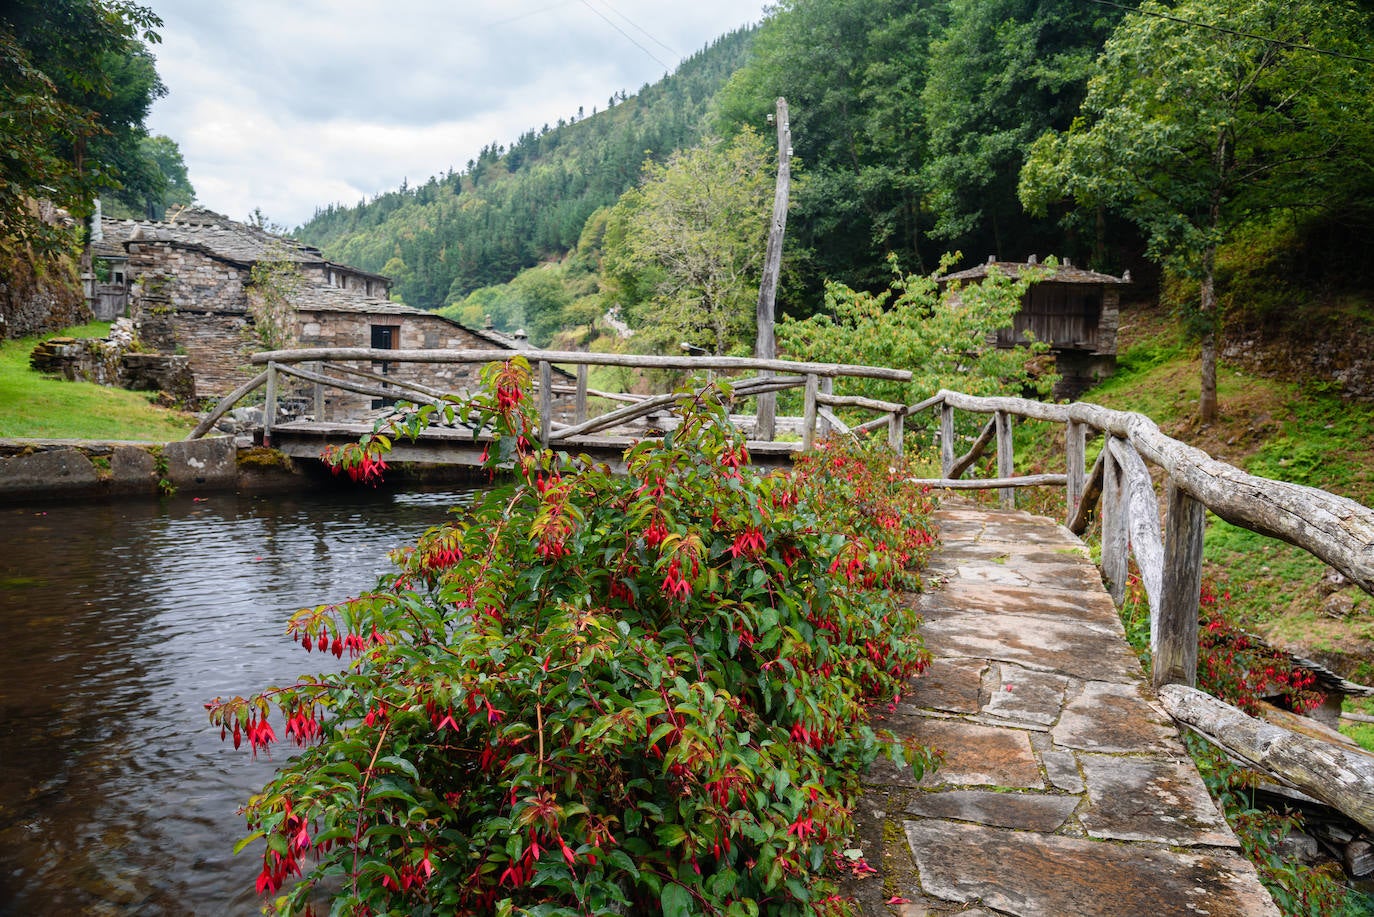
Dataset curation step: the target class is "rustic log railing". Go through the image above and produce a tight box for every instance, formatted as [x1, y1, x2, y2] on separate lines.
[188, 348, 913, 453]
[906, 388, 1374, 832]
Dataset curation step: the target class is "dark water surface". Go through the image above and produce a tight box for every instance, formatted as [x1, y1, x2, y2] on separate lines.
[0, 486, 478, 915]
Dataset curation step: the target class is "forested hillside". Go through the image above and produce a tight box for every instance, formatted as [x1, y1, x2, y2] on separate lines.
[293, 28, 755, 309]
[296, 0, 1374, 420]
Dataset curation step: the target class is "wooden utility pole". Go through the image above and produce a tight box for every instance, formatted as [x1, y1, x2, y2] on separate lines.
[754, 97, 791, 440]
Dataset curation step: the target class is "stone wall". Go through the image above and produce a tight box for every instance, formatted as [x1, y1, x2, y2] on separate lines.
[1, 253, 91, 339]
[125, 241, 257, 399]
[297, 309, 499, 419]
[126, 240, 249, 313]
[28, 336, 197, 403]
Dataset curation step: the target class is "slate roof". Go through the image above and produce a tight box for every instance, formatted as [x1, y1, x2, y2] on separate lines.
[940, 258, 1129, 286]
[92, 207, 389, 282]
[292, 289, 530, 351]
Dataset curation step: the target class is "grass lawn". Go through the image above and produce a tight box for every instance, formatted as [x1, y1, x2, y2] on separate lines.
[0, 323, 196, 441]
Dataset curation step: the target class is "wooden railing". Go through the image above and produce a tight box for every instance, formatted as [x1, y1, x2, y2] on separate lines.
[188, 348, 914, 451]
[910, 389, 1374, 832]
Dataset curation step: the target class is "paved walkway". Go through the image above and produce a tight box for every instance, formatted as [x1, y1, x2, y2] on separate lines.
[843, 505, 1279, 916]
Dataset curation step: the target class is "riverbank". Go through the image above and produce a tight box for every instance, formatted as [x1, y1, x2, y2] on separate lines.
[0, 437, 486, 503]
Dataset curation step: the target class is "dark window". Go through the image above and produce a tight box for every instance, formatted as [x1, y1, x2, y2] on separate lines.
[371, 325, 400, 408]
[371, 325, 398, 349]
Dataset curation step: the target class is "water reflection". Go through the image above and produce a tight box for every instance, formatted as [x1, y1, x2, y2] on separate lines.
[0, 486, 477, 915]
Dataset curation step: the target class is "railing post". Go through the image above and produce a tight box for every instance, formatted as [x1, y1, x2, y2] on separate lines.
[538, 360, 552, 447]
[263, 361, 278, 447]
[818, 376, 833, 439]
[1066, 419, 1086, 527]
[801, 373, 820, 451]
[888, 410, 904, 455]
[1156, 479, 1204, 689]
[940, 402, 955, 477]
[995, 410, 1014, 509]
[312, 361, 324, 421]
[574, 364, 588, 424]
[1101, 438, 1128, 607]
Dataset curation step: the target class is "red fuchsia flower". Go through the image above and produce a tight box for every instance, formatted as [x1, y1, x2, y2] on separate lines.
[662, 558, 691, 602]
[643, 518, 669, 548]
[246, 715, 277, 758]
[728, 528, 766, 559]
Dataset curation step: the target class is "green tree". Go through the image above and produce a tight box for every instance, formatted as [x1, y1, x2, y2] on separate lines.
[920, 0, 1124, 251]
[606, 130, 775, 355]
[1019, 0, 1374, 421]
[103, 134, 196, 220]
[779, 255, 1054, 414]
[716, 0, 945, 293]
[0, 0, 163, 255]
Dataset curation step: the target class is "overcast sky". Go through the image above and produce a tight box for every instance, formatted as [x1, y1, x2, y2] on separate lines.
[143, 1, 765, 230]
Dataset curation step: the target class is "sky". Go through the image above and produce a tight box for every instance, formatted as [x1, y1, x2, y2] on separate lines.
[143, 1, 766, 230]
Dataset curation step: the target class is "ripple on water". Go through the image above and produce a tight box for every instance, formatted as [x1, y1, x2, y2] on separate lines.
[0, 485, 476, 916]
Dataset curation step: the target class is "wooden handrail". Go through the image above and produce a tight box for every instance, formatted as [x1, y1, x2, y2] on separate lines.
[248, 347, 913, 381]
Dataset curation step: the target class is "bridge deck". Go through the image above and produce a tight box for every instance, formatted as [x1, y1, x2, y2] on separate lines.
[845, 505, 1278, 916]
[265, 420, 804, 470]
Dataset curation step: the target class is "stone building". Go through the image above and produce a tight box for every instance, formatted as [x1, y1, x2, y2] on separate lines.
[940, 256, 1129, 399]
[88, 207, 523, 409]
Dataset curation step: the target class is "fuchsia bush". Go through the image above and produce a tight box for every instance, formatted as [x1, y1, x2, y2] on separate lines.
[207, 358, 938, 915]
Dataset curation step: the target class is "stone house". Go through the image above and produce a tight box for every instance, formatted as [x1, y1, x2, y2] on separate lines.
[88, 208, 527, 411]
[940, 256, 1130, 399]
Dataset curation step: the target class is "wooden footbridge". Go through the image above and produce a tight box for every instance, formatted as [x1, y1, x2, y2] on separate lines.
[189, 348, 913, 469]
[192, 348, 1374, 913]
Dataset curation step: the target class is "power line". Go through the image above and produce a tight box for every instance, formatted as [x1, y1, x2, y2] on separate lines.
[590, 0, 680, 58]
[484, 1, 577, 29]
[576, 0, 673, 71]
[1087, 0, 1374, 65]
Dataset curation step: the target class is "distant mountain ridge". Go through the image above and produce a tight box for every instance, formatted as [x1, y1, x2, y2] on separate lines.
[293, 27, 756, 310]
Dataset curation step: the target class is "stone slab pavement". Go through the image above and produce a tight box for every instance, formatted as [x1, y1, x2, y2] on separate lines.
[841, 505, 1279, 916]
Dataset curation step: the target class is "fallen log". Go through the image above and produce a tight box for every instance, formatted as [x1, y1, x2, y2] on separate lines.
[1158, 684, 1374, 833]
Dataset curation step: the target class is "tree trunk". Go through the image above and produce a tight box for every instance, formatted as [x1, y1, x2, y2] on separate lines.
[1199, 245, 1218, 424]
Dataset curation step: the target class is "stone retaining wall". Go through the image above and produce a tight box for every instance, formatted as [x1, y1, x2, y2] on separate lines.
[0, 438, 301, 502]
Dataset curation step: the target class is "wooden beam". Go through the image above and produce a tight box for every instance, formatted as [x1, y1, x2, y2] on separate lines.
[187, 370, 268, 439]
[262, 362, 278, 448]
[1066, 419, 1086, 527]
[888, 411, 904, 455]
[818, 376, 833, 438]
[538, 360, 552, 447]
[801, 373, 820, 451]
[995, 410, 1014, 509]
[1159, 684, 1374, 833]
[948, 417, 997, 480]
[574, 365, 588, 424]
[250, 347, 913, 381]
[1101, 440, 1128, 606]
[940, 403, 955, 477]
[816, 392, 905, 413]
[754, 96, 791, 441]
[906, 474, 1068, 490]
[816, 406, 850, 436]
[1068, 447, 1107, 535]
[1108, 437, 1164, 618]
[1156, 479, 1205, 689]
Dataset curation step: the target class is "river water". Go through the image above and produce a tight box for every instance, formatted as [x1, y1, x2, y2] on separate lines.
[0, 485, 479, 916]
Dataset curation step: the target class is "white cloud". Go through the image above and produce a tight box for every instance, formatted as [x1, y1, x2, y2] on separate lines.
[143, 0, 764, 228]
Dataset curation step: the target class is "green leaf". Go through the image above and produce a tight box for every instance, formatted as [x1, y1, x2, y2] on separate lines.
[660, 882, 693, 917]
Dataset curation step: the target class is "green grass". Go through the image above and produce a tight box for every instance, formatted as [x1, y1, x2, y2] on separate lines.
[0, 323, 196, 440]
